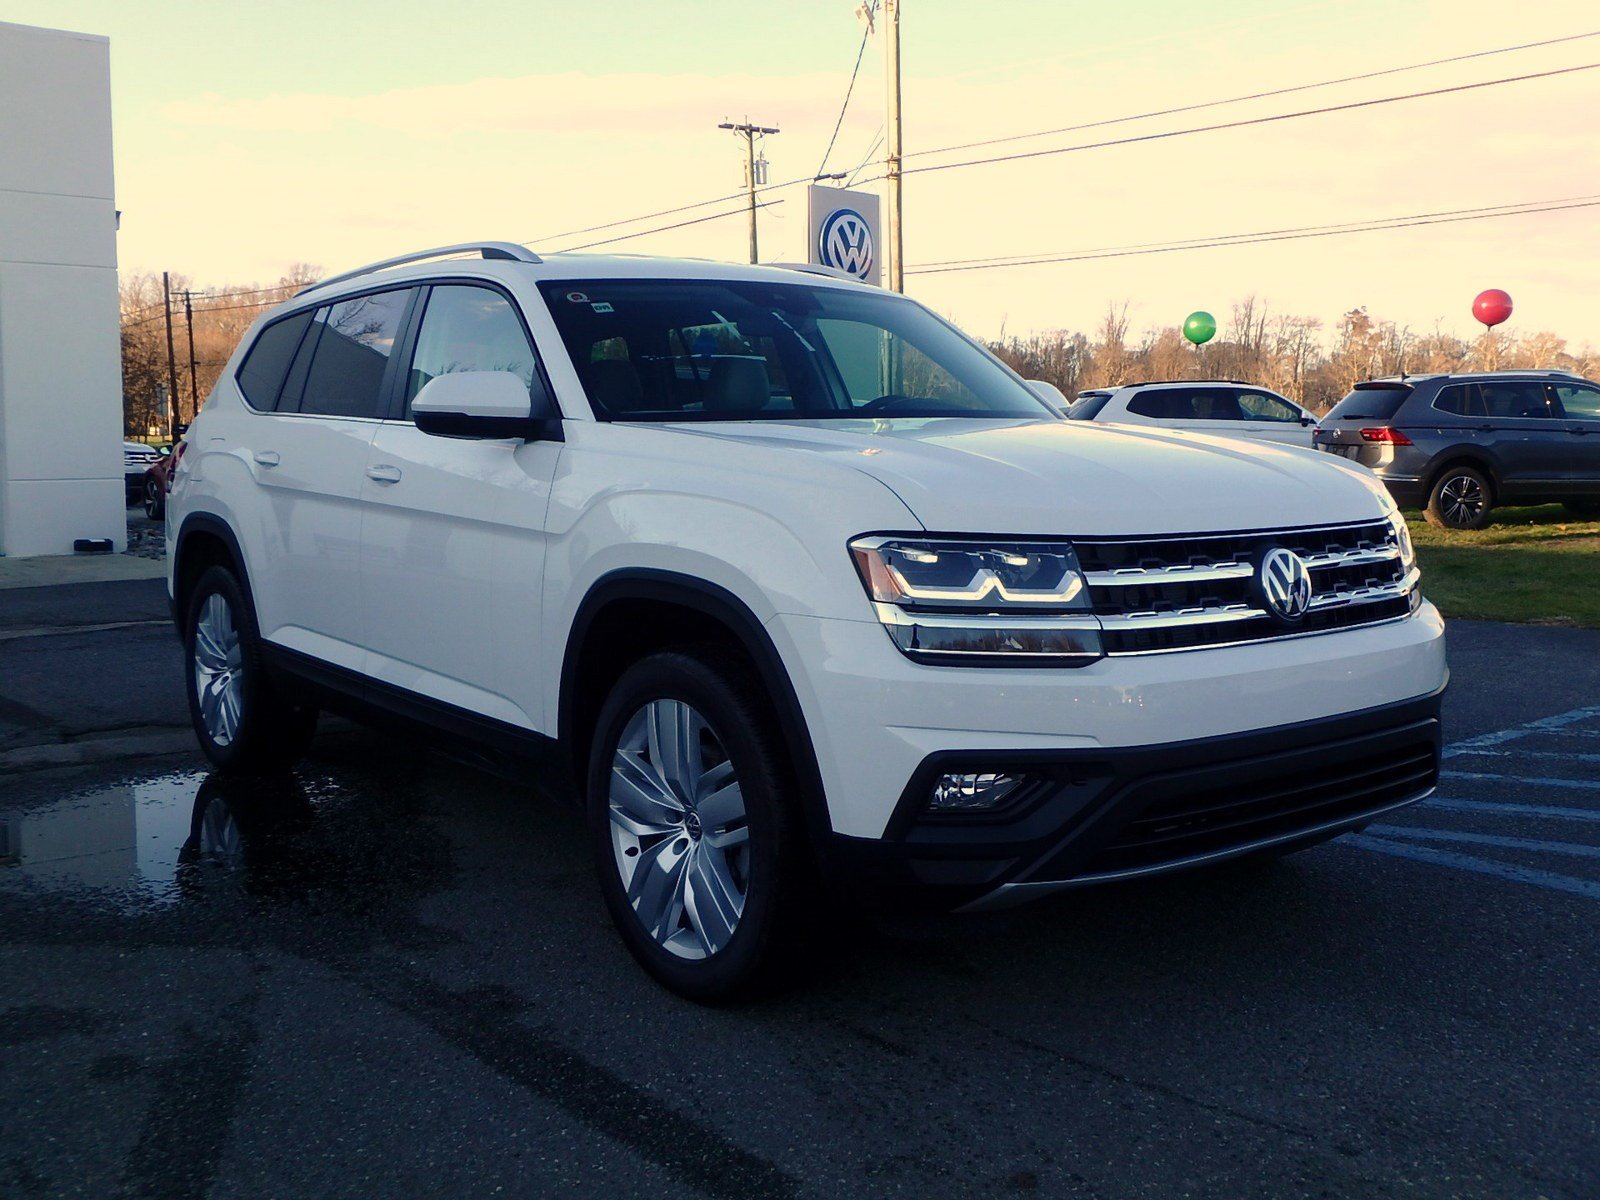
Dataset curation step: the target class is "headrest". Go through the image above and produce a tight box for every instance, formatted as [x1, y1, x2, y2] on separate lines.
[705, 357, 772, 414]
[584, 358, 646, 413]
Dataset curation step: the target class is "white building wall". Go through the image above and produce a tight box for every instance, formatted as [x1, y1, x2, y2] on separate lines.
[0, 20, 124, 556]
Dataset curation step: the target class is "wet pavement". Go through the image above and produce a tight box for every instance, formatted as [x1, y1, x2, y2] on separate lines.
[2, 590, 1600, 1198]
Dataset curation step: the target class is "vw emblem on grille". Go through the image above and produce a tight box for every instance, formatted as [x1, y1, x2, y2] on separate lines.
[818, 208, 874, 280]
[1258, 547, 1312, 622]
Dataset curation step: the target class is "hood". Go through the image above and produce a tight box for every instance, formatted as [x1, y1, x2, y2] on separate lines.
[663, 417, 1393, 536]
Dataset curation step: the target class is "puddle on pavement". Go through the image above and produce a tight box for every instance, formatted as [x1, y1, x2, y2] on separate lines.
[0, 767, 418, 913]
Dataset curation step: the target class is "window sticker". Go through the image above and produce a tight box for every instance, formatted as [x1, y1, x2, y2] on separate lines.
[565, 291, 589, 304]
[590, 302, 614, 314]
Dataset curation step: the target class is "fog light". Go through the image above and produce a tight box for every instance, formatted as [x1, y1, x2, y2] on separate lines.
[929, 771, 1026, 813]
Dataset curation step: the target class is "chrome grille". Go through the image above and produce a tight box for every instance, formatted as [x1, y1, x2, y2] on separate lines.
[1076, 520, 1417, 654]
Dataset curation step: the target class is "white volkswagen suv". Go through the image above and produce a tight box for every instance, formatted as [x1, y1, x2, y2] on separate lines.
[166, 242, 1446, 999]
[1069, 380, 1320, 447]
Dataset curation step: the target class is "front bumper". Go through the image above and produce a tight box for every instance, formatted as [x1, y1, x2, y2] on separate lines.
[822, 687, 1443, 910]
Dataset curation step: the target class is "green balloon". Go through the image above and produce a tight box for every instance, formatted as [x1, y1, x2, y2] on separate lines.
[1183, 311, 1217, 345]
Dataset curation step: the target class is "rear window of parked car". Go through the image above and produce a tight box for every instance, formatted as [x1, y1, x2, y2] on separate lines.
[280, 289, 413, 418]
[1066, 391, 1112, 420]
[1324, 384, 1411, 422]
[236, 311, 312, 410]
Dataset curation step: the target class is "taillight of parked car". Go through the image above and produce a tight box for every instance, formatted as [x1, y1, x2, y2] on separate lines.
[1359, 428, 1412, 446]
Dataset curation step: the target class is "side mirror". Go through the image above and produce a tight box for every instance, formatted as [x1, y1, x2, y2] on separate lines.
[411, 371, 562, 441]
[1027, 379, 1068, 413]
[1301, 415, 1318, 426]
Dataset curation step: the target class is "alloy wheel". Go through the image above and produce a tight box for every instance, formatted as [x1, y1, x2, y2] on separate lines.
[607, 699, 750, 960]
[1440, 473, 1486, 527]
[193, 593, 245, 746]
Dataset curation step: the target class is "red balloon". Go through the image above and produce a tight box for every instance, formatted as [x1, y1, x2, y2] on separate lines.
[1472, 289, 1513, 328]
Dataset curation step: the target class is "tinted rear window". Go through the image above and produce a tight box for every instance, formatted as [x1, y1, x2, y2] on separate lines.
[236, 311, 312, 410]
[1067, 392, 1111, 420]
[294, 289, 412, 419]
[1325, 385, 1411, 422]
[1127, 387, 1246, 421]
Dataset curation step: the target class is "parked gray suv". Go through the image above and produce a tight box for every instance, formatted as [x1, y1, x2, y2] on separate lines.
[1313, 370, 1600, 529]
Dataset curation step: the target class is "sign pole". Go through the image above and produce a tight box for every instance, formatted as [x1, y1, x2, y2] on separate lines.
[883, 0, 904, 293]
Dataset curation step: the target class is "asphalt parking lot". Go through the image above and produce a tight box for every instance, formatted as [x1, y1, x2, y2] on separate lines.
[2, 567, 1598, 1199]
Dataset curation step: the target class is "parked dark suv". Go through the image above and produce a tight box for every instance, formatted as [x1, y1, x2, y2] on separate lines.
[1314, 370, 1600, 529]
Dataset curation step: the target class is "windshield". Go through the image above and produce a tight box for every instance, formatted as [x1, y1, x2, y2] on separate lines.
[538, 279, 1053, 422]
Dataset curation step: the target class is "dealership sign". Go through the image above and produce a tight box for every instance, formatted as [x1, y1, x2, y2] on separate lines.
[806, 185, 882, 286]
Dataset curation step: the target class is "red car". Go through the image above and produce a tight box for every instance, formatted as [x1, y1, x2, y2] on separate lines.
[142, 437, 186, 519]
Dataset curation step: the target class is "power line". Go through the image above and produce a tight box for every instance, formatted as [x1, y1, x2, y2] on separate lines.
[905, 29, 1600, 161]
[902, 61, 1600, 178]
[846, 124, 885, 186]
[815, 3, 876, 179]
[519, 32, 1598, 255]
[552, 200, 786, 253]
[905, 196, 1600, 275]
[912, 192, 1600, 267]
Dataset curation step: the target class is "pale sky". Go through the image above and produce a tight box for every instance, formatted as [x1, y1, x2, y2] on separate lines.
[9, 0, 1599, 344]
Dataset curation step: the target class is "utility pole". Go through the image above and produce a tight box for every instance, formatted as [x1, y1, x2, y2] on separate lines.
[718, 117, 779, 263]
[162, 272, 180, 439]
[883, 0, 904, 292]
[180, 289, 201, 422]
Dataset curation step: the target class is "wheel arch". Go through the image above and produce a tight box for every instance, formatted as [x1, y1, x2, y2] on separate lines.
[172, 513, 253, 634]
[559, 569, 833, 846]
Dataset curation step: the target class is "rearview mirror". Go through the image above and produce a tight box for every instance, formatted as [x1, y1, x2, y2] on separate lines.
[411, 371, 561, 441]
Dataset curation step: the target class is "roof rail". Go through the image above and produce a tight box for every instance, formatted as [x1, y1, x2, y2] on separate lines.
[297, 242, 541, 296]
[767, 262, 864, 283]
[1118, 378, 1257, 388]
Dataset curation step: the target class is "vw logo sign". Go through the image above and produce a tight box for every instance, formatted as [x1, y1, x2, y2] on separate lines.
[818, 208, 874, 280]
[1259, 547, 1313, 622]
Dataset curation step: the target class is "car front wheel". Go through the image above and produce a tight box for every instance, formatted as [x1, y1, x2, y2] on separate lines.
[184, 565, 316, 774]
[587, 647, 811, 1002]
[144, 477, 165, 520]
[1425, 466, 1493, 530]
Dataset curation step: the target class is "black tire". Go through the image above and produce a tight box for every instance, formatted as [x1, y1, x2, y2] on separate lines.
[1562, 498, 1600, 519]
[143, 477, 165, 521]
[183, 565, 317, 774]
[1424, 465, 1493, 530]
[586, 646, 812, 1002]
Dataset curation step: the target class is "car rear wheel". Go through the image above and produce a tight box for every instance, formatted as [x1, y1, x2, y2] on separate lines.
[1562, 498, 1600, 519]
[184, 565, 317, 774]
[1425, 466, 1493, 530]
[143, 476, 165, 520]
[587, 647, 811, 1002]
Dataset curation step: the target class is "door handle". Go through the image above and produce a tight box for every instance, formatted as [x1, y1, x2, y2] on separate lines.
[1476, 424, 1494, 433]
[366, 464, 402, 484]
[253, 450, 280, 467]
[1572, 426, 1590, 436]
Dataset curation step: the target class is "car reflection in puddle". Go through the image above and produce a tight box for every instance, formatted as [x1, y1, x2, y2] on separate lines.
[0, 769, 387, 912]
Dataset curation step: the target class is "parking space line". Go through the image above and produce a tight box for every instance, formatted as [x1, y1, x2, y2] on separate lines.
[1442, 705, 1600, 759]
[1426, 798, 1600, 822]
[1349, 835, 1600, 899]
[1366, 824, 1600, 859]
[1441, 770, 1600, 791]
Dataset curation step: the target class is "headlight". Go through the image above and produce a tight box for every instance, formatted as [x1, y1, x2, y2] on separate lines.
[1388, 511, 1417, 573]
[848, 536, 1103, 665]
